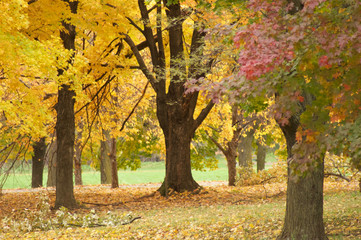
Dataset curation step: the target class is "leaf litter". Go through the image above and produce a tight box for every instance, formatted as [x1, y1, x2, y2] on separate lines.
[0, 180, 360, 239]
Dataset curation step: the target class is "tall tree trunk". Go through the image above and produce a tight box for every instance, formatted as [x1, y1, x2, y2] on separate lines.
[277, 115, 327, 240]
[125, 1, 214, 196]
[225, 142, 238, 186]
[73, 149, 82, 185]
[207, 133, 238, 187]
[47, 140, 57, 187]
[158, 122, 199, 195]
[74, 123, 83, 186]
[100, 130, 112, 184]
[256, 141, 266, 172]
[55, 83, 77, 208]
[31, 138, 46, 188]
[238, 130, 254, 169]
[55, 0, 78, 209]
[110, 137, 118, 188]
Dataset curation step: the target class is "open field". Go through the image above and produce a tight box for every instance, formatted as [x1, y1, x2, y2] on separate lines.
[0, 180, 360, 239]
[1, 153, 277, 189]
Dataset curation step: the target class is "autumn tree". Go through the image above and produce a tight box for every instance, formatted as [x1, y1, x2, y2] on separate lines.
[122, 0, 215, 195]
[52, 0, 79, 209]
[31, 138, 47, 188]
[203, 0, 361, 238]
[0, 0, 57, 190]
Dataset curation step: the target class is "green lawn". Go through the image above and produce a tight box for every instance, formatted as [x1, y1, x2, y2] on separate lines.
[1, 153, 278, 189]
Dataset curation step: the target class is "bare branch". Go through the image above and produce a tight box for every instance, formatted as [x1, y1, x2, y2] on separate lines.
[75, 75, 116, 114]
[121, 33, 157, 87]
[28, 0, 39, 4]
[126, 17, 144, 34]
[138, 0, 159, 66]
[205, 130, 227, 156]
[100, 63, 140, 69]
[119, 81, 149, 132]
[193, 100, 215, 132]
[147, 4, 157, 14]
[324, 172, 351, 182]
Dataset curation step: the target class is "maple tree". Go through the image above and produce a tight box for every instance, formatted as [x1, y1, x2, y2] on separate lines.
[0, 0, 57, 190]
[2, 0, 144, 206]
[121, 0, 217, 196]
[195, 0, 361, 239]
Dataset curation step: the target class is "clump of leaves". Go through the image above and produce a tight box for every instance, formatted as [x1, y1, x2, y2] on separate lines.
[1, 193, 140, 233]
[236, 161, 287, 186]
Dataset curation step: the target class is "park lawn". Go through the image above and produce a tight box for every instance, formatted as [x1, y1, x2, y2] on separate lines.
[0, 181, 359, 239]
[1, 153, 278, 189]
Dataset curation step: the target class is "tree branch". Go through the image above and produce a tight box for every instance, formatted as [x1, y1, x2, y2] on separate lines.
[126, 17, 144, 34]
[205, 130, 227, 156]
[121, 33, 157, 88]
[75, 75, 115, 114]
[28, 0, 39, 4]
[193, 100, 215, 132]
[324, 172, 351, 182]
[138, 0, 159, 66]
[119, 81, 149, 132]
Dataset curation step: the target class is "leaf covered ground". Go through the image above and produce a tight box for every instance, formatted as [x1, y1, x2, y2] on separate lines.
[0, 180, 360, 239]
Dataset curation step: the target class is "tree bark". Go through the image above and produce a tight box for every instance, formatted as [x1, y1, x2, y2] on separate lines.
[110, 137, 119, 188]
[158, 122, 199, 195]
[256, 141, 266, 172]
[54, 0, 78, 209]
[46, 140, 56, 187]
[31, 138, 46, 188]
[225, 144, 237, 186]
[100, 130, 112, 184]
[277, 115, 327, 240]
[74, 125, 83, 185]
[238, 130, 254, 169]
[55, 83, 77, 208]
[125, 1, 214, 196]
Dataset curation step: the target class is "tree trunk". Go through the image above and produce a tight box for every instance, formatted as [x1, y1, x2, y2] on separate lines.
[238, 130, 254, 169]
[31, 138, 46, 188]
[126, 1, 214, 196]
[54, 0, 78, 209]
[158, 123, 199, 195]
[100, 131, 112, 184]
[277, 115, 327, 240]
[73, 151, 82, 185]
[225, 147, 237, 186]
[74, 125, 83, 186]
[256, 141, 266, 172]
[47, 140, 57, 187]
[110, 137, 119, 188]
[55, 83, 77, 209]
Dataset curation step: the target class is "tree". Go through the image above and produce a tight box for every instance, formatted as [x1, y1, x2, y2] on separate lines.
[206, 105, 242, 186]
[54, 0, 79, 209]
[74, 121, 84, 185]
[256, 141, 266, 172]
[123, 0, 214, 195]
[231, 1, 328, 238]
[47, 139, 57, 187]
[210, 0, 361, 238]
[99, 130, 112, 185]
[31, 138, 47, 188]
[0, 0, 57, 190]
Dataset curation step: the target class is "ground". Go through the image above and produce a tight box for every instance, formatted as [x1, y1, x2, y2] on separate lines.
[0, 180, 360, 239]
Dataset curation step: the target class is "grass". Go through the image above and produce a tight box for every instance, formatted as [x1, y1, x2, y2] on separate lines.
[1, 153, 278, 189]
[1, 183, 359, 239]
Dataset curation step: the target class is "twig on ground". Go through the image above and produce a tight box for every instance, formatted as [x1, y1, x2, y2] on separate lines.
[81, 191, 157, 206]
